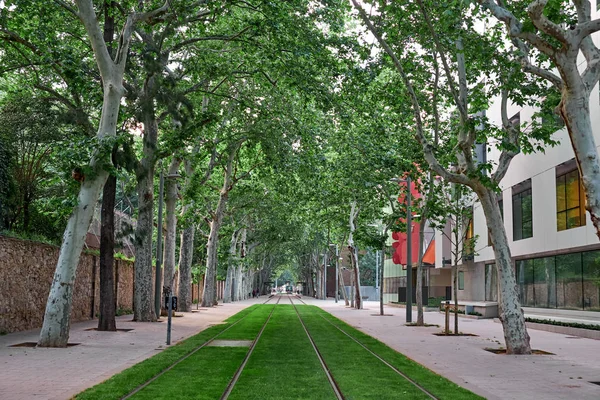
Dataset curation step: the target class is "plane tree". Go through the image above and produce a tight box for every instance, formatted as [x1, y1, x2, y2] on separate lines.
[350, 0, 560, 353]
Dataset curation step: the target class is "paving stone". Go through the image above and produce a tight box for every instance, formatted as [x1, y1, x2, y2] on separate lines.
[0, 297, 263, 400]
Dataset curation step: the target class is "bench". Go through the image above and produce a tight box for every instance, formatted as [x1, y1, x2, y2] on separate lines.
[452, 301, 499, 318]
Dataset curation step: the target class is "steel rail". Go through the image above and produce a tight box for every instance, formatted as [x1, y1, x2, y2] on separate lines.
[219, 296, 281, 399]
[288, 296, 345, 400]
[122, 298, 275, 399]
[318, 313, 438, 400]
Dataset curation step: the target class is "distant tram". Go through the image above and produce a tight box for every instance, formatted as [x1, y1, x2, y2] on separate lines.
[285, 285, 293, 294]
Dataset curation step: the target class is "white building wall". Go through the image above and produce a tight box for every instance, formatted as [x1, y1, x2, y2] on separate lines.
[431, 78, 600, 269]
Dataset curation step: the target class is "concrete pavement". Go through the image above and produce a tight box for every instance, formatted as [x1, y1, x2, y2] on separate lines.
[0, 298, 262, 400]
[304, 298, 600, 400]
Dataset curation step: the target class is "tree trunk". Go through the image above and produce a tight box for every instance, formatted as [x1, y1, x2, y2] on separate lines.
[223, 229, 239, 303]
[350, 269, 355, 308]
[133, 107, 158, 322]
[477, 185, 531, 354]
[380, 239, 386, 316]
[162, 158, 181, 313]
[316, 267, 322, 299]
[224, 266, 233, 303]
[23, 194, 31, 232]
[560, 90, 600, 239]
[339, 265, 349, 306]
[98, 173, 116, 331]
[201, 144, 237, 307]
[351, 246, 362, 309]
[177, 159, 196, 312]
[202, 220, 219, 307]
[177, 224, 194, 312]
[38, 76, 123, 347]
[416, 217, 427, 325]
[453, 266, 458, 335]
[236, 265, 243, 300]
[347, 201, 362, 309]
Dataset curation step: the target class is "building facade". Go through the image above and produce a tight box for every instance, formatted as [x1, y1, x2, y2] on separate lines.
[434, 88, 600, 314]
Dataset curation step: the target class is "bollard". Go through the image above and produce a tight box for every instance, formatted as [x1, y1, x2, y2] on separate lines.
[444, 301, 450, 335]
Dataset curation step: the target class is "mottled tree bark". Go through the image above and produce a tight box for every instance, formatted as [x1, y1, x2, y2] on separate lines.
[201, 144, 238, 307]
[478, 185, 531, 354]
[38, 0, 139, 345]
[162, 158, 181, 314]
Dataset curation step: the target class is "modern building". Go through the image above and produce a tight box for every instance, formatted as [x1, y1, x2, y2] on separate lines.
[432, 91, 600, 315]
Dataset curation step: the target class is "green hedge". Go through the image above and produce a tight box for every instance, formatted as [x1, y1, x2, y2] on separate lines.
[525, 317, 600, 331]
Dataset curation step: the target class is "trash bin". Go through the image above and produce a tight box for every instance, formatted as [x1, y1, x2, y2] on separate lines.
[465, 305, 474, 314]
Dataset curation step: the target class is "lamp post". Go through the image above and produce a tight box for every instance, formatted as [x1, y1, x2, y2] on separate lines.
[392, 176, 412, 323]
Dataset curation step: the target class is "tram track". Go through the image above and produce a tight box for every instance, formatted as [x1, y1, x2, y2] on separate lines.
[122, 296, 277, 399]
[288, 296, 345, 400]
[293, 295, 437, 400]
[219, 295, 282, 400]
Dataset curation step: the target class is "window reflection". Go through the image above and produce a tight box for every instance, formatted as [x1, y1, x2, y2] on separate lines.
[514, 251, 600, 311]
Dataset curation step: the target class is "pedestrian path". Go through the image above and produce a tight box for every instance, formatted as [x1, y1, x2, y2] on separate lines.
[306, 298, 600, 400]
[0, 298, 262, 400]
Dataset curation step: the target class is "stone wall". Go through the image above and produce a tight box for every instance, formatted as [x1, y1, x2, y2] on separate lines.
[0, 235, 136, 334]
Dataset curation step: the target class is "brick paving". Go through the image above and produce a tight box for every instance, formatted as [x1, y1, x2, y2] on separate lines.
[0, 298, 262, 400]
[304, 298, 600, 400]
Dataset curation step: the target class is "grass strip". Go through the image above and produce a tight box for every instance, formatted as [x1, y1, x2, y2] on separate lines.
[229, 305, 336, 400]
[218, 303, 276, 340]
[315, 307, 484, 400]
[296, 306, 431, 400]
[130, 347, 248, 399]
[76, 305, 260, 400]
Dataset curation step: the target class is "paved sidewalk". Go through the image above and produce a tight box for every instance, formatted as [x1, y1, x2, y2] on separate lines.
[305, 298, 600, 400]
[0, 298, 262, 400]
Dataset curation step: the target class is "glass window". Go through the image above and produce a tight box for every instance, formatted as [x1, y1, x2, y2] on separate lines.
[516, 259, 535, 307]
[458, 271, 464, 290]
[485, 263, 498, 301]
[556, 253, 583, 310]
[464, 212, 474, 258]
[533, 257, 556, 308]
[582, 251, 600, 311]
[556, 169, 586, 231]
[513, 188, 532, 240]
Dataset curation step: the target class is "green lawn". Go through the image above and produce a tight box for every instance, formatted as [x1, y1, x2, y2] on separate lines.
[76, 302, 482, 400]
[229, 305, 336, 400]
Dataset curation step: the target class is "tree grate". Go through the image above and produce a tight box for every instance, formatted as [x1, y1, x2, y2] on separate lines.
[483, 347, 553, 355]
[9, 342, 80, 347]
[84, 328, 134, 332]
